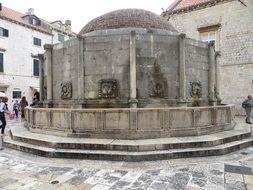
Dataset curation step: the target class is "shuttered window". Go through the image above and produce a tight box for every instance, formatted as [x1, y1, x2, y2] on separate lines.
[0, 53, 3, 72]
[0, 27, 9, 37]
[33, 59, 39, 76]
[33, 37, 41, 46]
[13, 91, 22, 99]
[58, 33, 65, 42]
[198, 25, 220, 51]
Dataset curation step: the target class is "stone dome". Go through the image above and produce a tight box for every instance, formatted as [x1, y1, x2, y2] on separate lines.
[79, 9, 177, 35]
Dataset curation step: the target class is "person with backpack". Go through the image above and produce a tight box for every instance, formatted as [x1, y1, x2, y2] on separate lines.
[242, 95, 253, 124]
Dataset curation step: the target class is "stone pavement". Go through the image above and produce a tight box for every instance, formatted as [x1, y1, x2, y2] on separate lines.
[0, 118, 252, 190]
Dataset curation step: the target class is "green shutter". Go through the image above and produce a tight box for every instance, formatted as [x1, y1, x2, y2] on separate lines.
[33, 59, 39, 76]
[3, 29, 8, 37]
[58, 33, 65, 42]
[0, 53, 3, 72]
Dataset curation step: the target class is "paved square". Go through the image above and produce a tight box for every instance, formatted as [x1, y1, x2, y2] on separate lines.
[0, 118, 252, 190]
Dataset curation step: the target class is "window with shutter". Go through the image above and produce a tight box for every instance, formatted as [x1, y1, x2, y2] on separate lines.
[28, 16, 41, 26]
[12, 91, 22, 99]
[0, 53, 4, 72]
[198, 25, 220, 51]
[33, 59, 39, 76]
[33, 37, 41, 46]
[58, 33, 65, 42]
[0, 27, 9, 37]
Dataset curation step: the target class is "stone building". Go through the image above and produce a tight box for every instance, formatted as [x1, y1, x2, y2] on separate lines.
[162, 0, 253, 114]
[0, 4, 76, 107]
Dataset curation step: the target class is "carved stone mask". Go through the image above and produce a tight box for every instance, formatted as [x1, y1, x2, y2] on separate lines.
[61, 82, 72, 99]
[99, 79, 118, 98]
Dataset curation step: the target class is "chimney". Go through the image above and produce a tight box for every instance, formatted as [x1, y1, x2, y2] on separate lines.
[28, 8, 34, 15]
[65, 20, 71, 30]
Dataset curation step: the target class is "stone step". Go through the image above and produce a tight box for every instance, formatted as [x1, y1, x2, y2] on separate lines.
[3, 136, 253, 161]
[8, 125, 251, 151]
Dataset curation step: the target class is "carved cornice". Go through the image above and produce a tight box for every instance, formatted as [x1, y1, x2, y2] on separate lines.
[0, 48, 6, 52]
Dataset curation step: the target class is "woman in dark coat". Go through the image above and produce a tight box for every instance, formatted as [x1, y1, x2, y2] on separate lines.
[19, 96, 28, 119]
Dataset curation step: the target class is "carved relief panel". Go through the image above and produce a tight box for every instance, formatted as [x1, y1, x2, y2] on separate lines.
[148, 56, 167, 98]
[190, 82, 202, 98]
[149, 81, 166, 98]
[61, 81, 72, 99]
[98, 79, 118, 98]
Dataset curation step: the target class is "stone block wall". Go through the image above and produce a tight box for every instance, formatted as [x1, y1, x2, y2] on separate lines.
[136, 34, 179, 107]
[185, 39, 209, 103]
[166, 0, 253, 113]
[43, 29, 212, 108]
[52, 39, 79, 104]
[84, 34, 130, 108]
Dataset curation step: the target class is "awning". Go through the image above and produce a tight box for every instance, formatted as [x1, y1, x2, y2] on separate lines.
[30, 86, 40, 91]
[0, 92, 6, 97]
[0, 84, 9, 91]
[0, 84, 9, 88]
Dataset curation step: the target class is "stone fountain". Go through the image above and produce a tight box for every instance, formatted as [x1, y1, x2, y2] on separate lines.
[25, 9, 235, 139]
[5, 9, 249, 161]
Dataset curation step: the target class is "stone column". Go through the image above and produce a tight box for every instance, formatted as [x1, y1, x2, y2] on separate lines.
[215, 51, 222, 105]
[208, 42, 216, 105]
[129, 31, 138, 108]
[76, 35, 86, 108]
[129, 31, 138, 132]
[44, 44, 54, 106]
[178, 33, 187, 107]
[38, 54, 44, 102]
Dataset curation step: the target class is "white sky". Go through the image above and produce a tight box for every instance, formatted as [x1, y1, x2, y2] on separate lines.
[1, 0, 174, 33]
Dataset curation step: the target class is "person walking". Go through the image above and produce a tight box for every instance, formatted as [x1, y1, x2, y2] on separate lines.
[0, 97, 9, 135]
[242, 95, 253, 124]
[13, 100, 20, 118]
[20, 96, 28, 119]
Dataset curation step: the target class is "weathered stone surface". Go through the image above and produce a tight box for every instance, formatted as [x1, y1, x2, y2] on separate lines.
[4, 116, 251, 162]
[79, 9, 177, 35]
[1, 132, 253, 189]
[25, 104, 235, 139]
[72, 111, 97, 131]
[43, 15, 211, 108]
[165, 0, 253, 114]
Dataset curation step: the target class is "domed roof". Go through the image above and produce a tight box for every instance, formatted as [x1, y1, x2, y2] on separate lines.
[79, 9, 177, 35]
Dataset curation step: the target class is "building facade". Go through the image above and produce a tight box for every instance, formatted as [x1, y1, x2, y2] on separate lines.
[162, 0, 253, 114]
[0, 5, 75, 108]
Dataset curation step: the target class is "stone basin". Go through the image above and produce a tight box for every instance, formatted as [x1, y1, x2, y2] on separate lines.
[25, 104, 235, 140]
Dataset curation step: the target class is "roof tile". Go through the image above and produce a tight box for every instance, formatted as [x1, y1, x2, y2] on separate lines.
[166, 0, 212, 12]
[0, 6, 51, 34]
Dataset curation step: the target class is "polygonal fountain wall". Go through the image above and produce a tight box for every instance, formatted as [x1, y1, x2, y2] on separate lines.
[26, 9, 235, 139]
